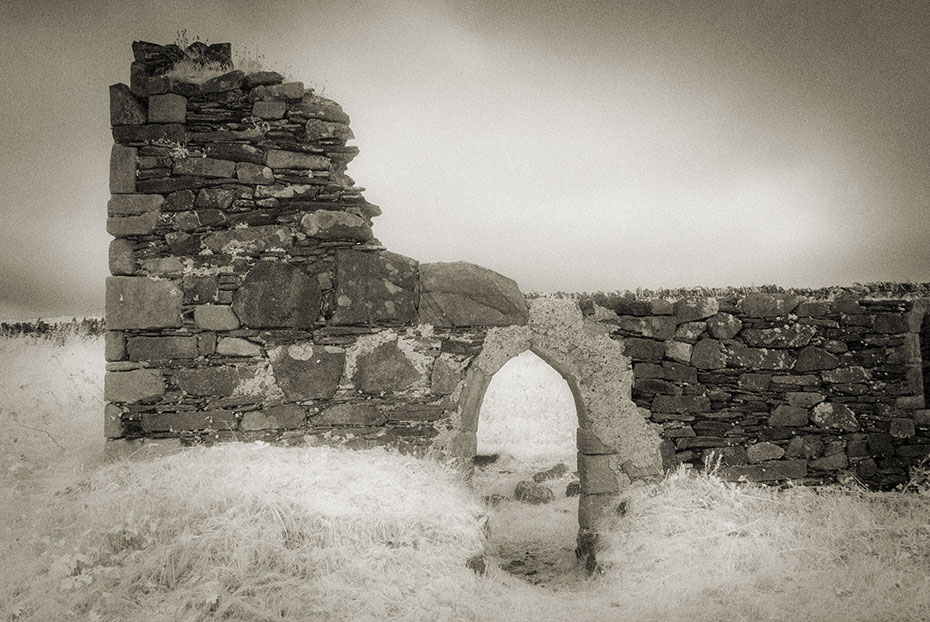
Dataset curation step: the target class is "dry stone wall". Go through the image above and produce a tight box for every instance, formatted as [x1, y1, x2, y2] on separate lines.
[105, 41, 930, 518]
[587, 293, 930, 489]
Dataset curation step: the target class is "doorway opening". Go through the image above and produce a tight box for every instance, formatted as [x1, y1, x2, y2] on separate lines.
[472, 349, 585, 587]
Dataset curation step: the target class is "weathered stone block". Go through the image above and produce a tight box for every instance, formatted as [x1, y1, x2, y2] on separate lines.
[194, 305, 240, 330]
[742, 324, 816, 348]
[236, 162, 275, 185]
[386, 404, 443, 421]
[333, 251, 418, 325]
[232, 261, 321, 328]
[177, 366, 254, 396]
[108, 239, 135, 275]
[691, 339, 727, 369]
[810, 452, 848, 470]
[205, 143, 264, 164]
[890, 417, 916, 439]
[316, 403, 386, 426]
[245, 71, 285, 87]
[796, 301, 830, 317]
[268, 343, 345, 400]
[706, 312, 742, 339]
[747, 442, 785, 463]
[107, 212, 160, 237]
[140, 257, 184, 276]
[737, 293, 802, 318]
[104, 369, 165, 402]
[142, 410, 238, 432]
[674, 297, 719, 322]
[148, 93, 186, 123]
[293, 93, 351, 123]
[786, 435, 823, 459]
[265, 149, 330, 170]
[110, 83, 147, 125]
[578, 454, 627, 495]
[173, 157, 236, 178]
[786, 392, 824, 408]
[301, 210, 373, 242]
[622, 338, 666, 362]
[514, 480, 555, 504]
[181, 275, 218, 304]
[577, 428, 617, 454]
[201, 70, 245, 93]
[811, 402, 859, 431]
[675, 321, 707, 341]
[794, 346, 839, 372]
[252, 100, 286, 119]
[127, 336, 198, 361]
[418, 262, 528, 328]
[739, 373, 771, 391]
[109, 144, 137, 193]
[729, 345, 794, 370]
[353, 341, 421, 394]
[820, 366, 870, 383]
[105, 331, 126, 361]
[106, 277, 183, 329]
[770, 405, 808, 427]
[305, 119, 354, 143]
[216, 337, 262, 357]
[618, 316, 677, 340]
[241, 404, 305, 431]
[665, 340, 692, 364]
[430, 357, 460, 395]
[104, 404, 124, 438]
[203, 226, 292, 255]
[720, 459, 807, 482]
[108, 193, 165, 216]
[195, 187, 237, 209]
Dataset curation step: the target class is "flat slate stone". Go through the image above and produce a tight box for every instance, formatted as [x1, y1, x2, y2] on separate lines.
[691, 339, 727, 369]
[232, 260, 321, 328]
[794, 346, 839, 372]
[194, 305, 240, 330]
[104, 369, 165, 403]
[141, 410, 238, 432]
[176, 365, 255, 397]
[268, 343, 345, 400]
[106, 276, 183, 329]
[112, 123, 185, 145]
[332, 250, 418, 325]
[674, 297, 719, 322]
[418, 262, 528, 327]
[236, 162, 274, 185]
[265, 149, 330, 170]
[720, 459, 807, 482]
[107, 213, 160, 237]
[201, 70, 245, 94]
[737, 293, 803, 318]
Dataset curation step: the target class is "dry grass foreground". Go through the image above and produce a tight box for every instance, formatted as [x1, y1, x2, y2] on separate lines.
[2, 325, 930, 621]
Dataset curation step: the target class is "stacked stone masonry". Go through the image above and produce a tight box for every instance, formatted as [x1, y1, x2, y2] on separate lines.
[106, 40, 930, 552]
[588, 293, 930, 489]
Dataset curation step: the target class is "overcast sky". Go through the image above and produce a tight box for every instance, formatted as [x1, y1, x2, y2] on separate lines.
[2, 0, 929, 320]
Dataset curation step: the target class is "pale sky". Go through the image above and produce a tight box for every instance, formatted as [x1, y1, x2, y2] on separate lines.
[2, 0, 929, 320]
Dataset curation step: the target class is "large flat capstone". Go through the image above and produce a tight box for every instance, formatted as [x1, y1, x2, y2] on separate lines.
[332, 250, 417, 325]
[233, 261, 321, 328]
[418, 262, 527, 327]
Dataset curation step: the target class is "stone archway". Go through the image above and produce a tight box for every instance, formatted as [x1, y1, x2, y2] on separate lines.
[450, 297, 664, 562]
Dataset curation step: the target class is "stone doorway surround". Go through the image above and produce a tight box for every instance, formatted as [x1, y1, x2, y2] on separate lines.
[450, 297, 664, 554]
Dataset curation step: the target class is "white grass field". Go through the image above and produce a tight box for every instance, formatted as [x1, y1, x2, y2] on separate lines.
[2, 326, 930, 621]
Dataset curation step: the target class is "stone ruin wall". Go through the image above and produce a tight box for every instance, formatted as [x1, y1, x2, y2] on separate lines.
[105, 41, 930, 541]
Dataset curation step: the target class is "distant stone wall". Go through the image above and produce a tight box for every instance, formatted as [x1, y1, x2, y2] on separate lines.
[587, 294, 929, 489]
[105, 41, 930, 531]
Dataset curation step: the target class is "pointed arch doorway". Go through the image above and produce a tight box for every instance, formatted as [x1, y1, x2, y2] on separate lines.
[450, 298, 665, 567]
